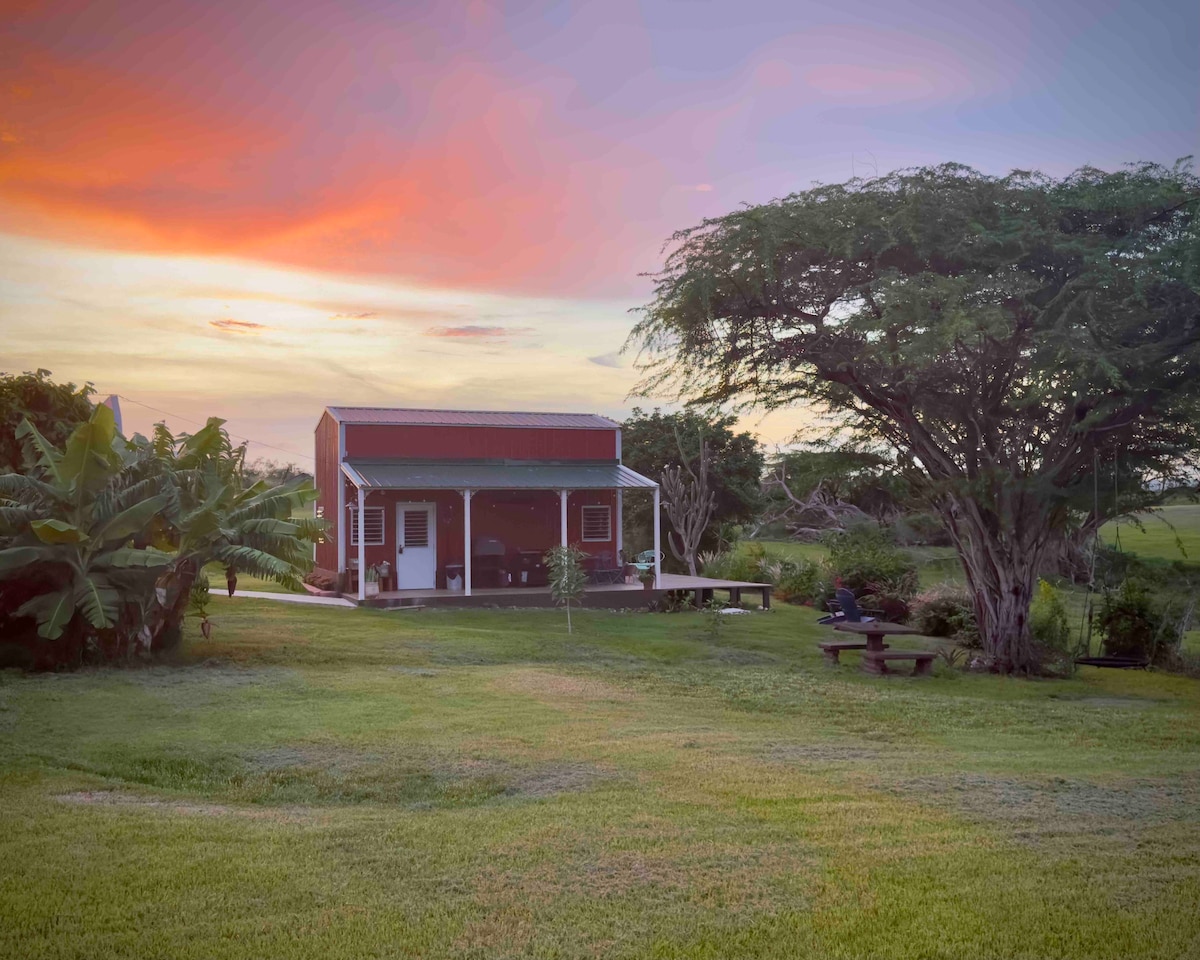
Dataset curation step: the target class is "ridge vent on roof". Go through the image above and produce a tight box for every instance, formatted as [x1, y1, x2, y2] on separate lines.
[326, 407, 619, 429]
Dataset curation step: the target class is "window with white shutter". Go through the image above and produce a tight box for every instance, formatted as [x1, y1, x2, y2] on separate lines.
[350, 506, 385, 545]
[581, 505, 611, 542]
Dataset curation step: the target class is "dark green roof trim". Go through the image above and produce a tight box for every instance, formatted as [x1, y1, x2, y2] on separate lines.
[341, 459, 657, 490]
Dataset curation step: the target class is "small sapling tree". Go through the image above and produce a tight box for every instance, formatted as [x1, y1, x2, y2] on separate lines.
[545, 544, 588, 633]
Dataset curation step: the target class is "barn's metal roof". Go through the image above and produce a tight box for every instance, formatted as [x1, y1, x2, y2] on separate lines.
[326, 407, 620, 430]
[341, 459, 657, 490]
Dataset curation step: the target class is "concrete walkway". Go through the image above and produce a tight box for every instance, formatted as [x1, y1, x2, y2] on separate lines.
[228, 590, 355, 608]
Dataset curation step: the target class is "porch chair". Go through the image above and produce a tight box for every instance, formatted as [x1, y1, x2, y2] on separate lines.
[816, 587, 883, 625]
[588, 551, 625, 585]
[633, 549, 663, 573]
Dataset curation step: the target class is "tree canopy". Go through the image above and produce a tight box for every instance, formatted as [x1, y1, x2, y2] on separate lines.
[0, 370, 94, 474]
[629, 161, 1200, 671]
[619, 407, 764, 560]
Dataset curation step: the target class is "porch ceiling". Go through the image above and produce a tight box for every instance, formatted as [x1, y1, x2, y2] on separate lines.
[341, 459, 657, 490]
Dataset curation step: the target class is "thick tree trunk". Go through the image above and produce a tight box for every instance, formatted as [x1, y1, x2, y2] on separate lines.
[940, 499, 1045, 674]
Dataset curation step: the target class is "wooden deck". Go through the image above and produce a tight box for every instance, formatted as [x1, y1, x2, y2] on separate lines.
[352, 573, 772, 610]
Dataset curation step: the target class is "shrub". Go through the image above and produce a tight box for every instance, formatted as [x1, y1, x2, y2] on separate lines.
[825, 526, 918, 597]
[862, 573, 919, 623]
[700, 546, 768, 584]
[1029, 580, 1073, 653]
[1098, 579, 1167, 661]
[774, 558, 832, 607]
[911, 583, 980, 649]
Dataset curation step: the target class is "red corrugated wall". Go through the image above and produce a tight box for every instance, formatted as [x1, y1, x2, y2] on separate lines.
[341, 489, 618, 589]
[313, 412, 340, 572]
[344, 424, 617, 460]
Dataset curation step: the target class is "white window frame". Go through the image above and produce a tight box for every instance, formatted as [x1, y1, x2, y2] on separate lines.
[350, 506, 385, 546]
[581, 504, 612, 542]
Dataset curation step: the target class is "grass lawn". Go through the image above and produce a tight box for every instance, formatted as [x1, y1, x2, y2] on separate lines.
[1101, 504, 1200, 563]
[2, 600, 1199, 958]
[202, 562, 307, 595]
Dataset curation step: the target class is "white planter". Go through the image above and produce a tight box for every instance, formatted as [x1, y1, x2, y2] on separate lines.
[365, 581, 380, 598]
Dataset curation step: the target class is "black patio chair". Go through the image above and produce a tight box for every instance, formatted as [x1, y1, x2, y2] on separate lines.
[587, 551, 625, 585]
[816, 587, 882, 625]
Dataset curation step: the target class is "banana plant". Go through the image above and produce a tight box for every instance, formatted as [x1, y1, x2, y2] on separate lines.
[0, 407, 324, 655]
[0, 405, 174, 642]
[138, 417, 323, 649]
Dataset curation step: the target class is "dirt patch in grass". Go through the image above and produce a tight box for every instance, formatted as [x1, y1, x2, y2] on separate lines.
[236, 745, 616, 807]
[765, 742, 886, 765]
[491, 668, 636, 703]
[243, 745, 384, 775]
[54, 790, 315, 822]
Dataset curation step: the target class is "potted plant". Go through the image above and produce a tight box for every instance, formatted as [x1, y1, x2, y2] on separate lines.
[639, 567, 656, 592]
[364, 564, 380, 598]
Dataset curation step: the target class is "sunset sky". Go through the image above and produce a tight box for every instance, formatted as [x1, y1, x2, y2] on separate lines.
[2, 0, 1197, 465]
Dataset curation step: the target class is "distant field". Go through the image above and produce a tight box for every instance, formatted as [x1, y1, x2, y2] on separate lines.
[743, 539, 961, 588]
[1102, 504, 1200, 563]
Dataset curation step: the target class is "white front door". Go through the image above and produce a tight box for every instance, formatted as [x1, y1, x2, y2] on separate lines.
[395, 503, 436, 589]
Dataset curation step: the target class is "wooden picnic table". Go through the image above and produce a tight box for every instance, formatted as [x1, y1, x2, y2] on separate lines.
[831, 621, 934, 676]
[831, 620, 921, 651]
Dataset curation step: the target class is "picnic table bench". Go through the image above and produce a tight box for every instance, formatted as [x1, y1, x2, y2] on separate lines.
[817, 639, 890, 664]
[861, 649, 936, 677]
[829, 621, 935, 678]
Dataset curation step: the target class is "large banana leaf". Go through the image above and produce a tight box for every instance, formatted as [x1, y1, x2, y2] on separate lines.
[73, 573, 120, 630]
[237, 517, 300, 537]
[14, 419, 64, 484]
[212, 544, 298, 585]
[96, 546, 175, 569]
[31, 518, 89, 544]
[0, 472, 67, 507]
[0, 545, 54, 578]
[15, 589, 75, 640]
[92, 494, 173, 545]
[59, 404, 121, 506]
[0, 504, 36, 535]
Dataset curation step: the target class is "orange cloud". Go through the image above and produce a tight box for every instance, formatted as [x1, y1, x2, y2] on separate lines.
[0, 8, 665, 298]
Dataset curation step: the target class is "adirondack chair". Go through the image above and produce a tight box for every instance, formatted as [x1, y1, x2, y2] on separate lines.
[816, 587, 882, 625]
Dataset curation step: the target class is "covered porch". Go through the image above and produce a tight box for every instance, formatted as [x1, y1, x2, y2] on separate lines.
[362, 573, 774, 610]
[338, 458, 661, 601]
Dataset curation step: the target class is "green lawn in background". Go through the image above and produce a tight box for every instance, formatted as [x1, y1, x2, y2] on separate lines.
[1101, 504, 1200, 563]
[201, 562, 307, 595]
[2, 600, 1198, 958]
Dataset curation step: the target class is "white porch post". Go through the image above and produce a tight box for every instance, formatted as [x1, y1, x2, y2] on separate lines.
[336, 422, 346, 575]
[652, 485, 661, 588]
[337, 479, 346, 574]
[462, 489, 473, 598]
[559, 489, 569, 548]
[356, 486, 366, 601]
[616, 489, 624, 560]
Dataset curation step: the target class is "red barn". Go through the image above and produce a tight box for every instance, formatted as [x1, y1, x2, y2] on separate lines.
[314, 407, 660, 600]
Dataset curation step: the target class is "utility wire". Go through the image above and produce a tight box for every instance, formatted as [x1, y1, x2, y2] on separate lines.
[115, 394, 315, 463]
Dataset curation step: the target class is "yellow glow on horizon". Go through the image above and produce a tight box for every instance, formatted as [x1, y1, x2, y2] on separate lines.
[0, 234, 816, 461]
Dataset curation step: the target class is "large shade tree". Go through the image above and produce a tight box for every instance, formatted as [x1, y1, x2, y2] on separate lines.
[629, 162, 1200, 672]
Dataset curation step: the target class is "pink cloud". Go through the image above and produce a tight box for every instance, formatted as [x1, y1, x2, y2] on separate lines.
[209, 318, 266, 334]
[425, 324, 533, 340]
